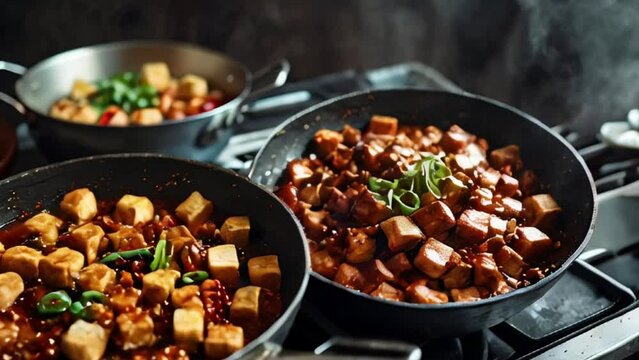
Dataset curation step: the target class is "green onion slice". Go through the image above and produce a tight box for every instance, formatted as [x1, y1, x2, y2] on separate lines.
[37, 290, 72, 315]
[150, 239, 166, 271]
[393, 189, 421, 216]
[100, 247, 153, 264]
[182, 271, 209, 284]
[80, 290, 106, 305]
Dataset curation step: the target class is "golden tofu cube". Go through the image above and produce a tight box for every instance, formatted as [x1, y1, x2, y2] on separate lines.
[107, 226, 146, 251]
[512, 227, 553, 261]
[69, 223, 104, 264]
[110, 287, 140, 313]
[442, 261, 473, 289]
[171, 285, 203, 310]
[78, 263, 116, 293]
[61, 320, 109, 360]
[380, 216, 424, 253]
[70, 105, 99, 124]
[177, 74, 209, 98]
[167, 225, 196, 253]
[451, 287, 483, 302]
[207, 244, 239, 287]
[523, 194, 562, 231]
[494, 245, 526, 278]
[205, 324, 244, 359]
[0, 272, 24, 310]
[114, 194, 154, 226]
[142, 269, 180, 303]
[368, 115, 398, 135]
[0, 245, 43, 280]
[60, 188, 98, 223]
[221, 216, 250, 248]
[130, 108, 163, 126]
[173, 308, 204, 353]
[70, 79, 97, 100]
[140, 62, 171, 92]
[116, 310, 156, 350]
[39, 247, 85, 288]
[248, 255, 281, 291]
[370, 282, 404, 302]
[24, 212, 63, 245]
[414, 238, 457, 279]
[406, 280, 449, 304]
[175, 191, 214, 232]
[230, 286, 261, 323]
[50, 98, 78, 120]
[345, 230, 376, 264]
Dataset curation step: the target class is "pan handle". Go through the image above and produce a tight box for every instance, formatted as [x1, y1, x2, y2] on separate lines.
[0, 61, 27, 116]
[0, 61, 27, 76]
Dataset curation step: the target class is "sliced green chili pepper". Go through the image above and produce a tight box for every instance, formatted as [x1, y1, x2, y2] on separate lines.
[368, 177, 398, 192]
[80, 291, 106, 305]
[69, 301, 85, 316]
[37, 290, 72, 315]
[182, 271, 209, 284]
[393, 190, 421, 216]
[99, 247, 153, 264]
[150, 239, 166, 271]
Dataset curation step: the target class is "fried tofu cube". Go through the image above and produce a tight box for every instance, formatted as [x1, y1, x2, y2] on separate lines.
[116, 310, 155, 350]
[70, 79, 97, 101]
[174, 308, 204, 353]
[110, 287, 140, 313]
[406, 280, 449, 304]
[220, 216, 250, 248]
[69, 223, 104, 264]
[499, 197, 522, 218]
[230, 286, 261, 323]
[473, 253, 504, 292]
[477, 235, 506, 254]
[205, 324, 244, 359]
[440, 125, 473, 154]
[142, 269, 180, 303]
[0, 245, 43, 279]
[414, 238, 458, 279]
[441, 175, 470, 213]
[380, 216, 424, 253]
[495, 246, 526, 278]
[345, 230, 376, 264]
[442, 261, 472, 289]
[314, 129, 344, 158]
[39, 247, 84, 288]
[0, 272, 23, 310]
[456, 209, 490, 243]
[207, 244, 240, 287]
[61, 320, 108, 360]
[497, 174, 519, 197]
[488, 215, 508, 237]
[523, 194, 562, 231]
[248, 255, 281, 291]
[140, 62, 171, 92]
[334, 263, 365, 291]
[70, 105, 99, 124]
[24, 212, 63, 245]
[114, 194, 154, 226]
[78, 263, 116, 292]
[310, 249, 339, 279]
[60, 188, 98, 223]
[368, 115, 398, 135]
[451, 287, 483, 302]
[50, 98, 78, 120]
[370, 282, 404, 302]
[512, 227, 553, 261]
[490, 145, 522, 171]
[130, 108, 163, 126]
[384, 253, 413, 275]
[410, 201, 456, 237]
[177, 74, 209, 98]
[107, 226, 146, 251]
[171, 285, 203, 310]
[176, 191, 214, 232]
[479, 168, 501, 188]
[167, 225, 196, 241]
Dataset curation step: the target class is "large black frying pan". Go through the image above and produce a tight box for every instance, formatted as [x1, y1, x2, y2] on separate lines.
[249, 89, 597, 340]
[0, 154, 309, 359]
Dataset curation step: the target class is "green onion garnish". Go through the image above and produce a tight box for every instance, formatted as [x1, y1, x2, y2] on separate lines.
[182, 271, 209, 285]
[37, 290, 72, 315]
[99, 247, 153, 264]
[80, 290, 106, 305]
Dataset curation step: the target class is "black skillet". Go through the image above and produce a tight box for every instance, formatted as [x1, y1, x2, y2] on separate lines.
[0, 154, 309, 359]
[249, 89, 598, 340]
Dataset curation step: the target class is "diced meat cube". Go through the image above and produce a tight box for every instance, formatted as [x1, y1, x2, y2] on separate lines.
[174, 308, 204, 353]
[325, 187, 352, 216]
[116, 310, 155, 350]
[176, 191, 214, 232]
[230, 286, 261, 323]
[495, 246, 526, 278]
[440, 125, 473, 153]
[107, 226, 147, 251]
[442, 261, 472, 289]
[405, 280, 449, 304]
[479, 168, 501, 188]
[302, 208, 329, 240]
[140, 62, 171, 91]
[496, 174, 519, 197]
[24, 212, 63, 245]
[0, 272, 23, 310]
[352, 189, 393, 226]
[70, 79, 97, 100]
[523, 194, 562, 231]
[70, 105, 99, 124]
[114, 194, 154, 226]
[367, 115, 398, 135]
[141, 269, 180, 303]
[488, 216, 508, 237]
[414, 238, 458, 279]
[171, 285, 203, 310]
[342, 124, 362, 146]
[207, 244, 240, 288]
[286, 160, 317, 188]
[130, 108, 163, 125]
[345, 230, 376, 264]
[512, 227, 553, 260]
[314, 129, 344, 158]
[61, 320, 108, 360]
[465, 143, 488, 168]
[39, 247, 84, 288]
[334, 263, 365, 290]
[384, 253, 413, 275]
[477, 235, 506, 254]
[220, 216, 250, 248]
[177, 74, 209, 98]
[311, 249, 340, 278]
[167, 225, 195, 254]
[370, 282, 405, 302]
[78, 263, 116, 292]
[360, 260, 395, 293]
[489, 145, 522, 171]
[205, 324, 244, 359]
[0, 245, 43, 279]
[456, 209, 490, 243]
[380, 216, 424, 253]
[60, 188, 98, 223]
[110, 287, 140, 313]
[473, 253, 504, 292]
[410, 201, 456, 237]
[69, 223, 104, 264]
[248, 255, 281, 291]
[451, 287, 483, 302]
[299, 185, 321, 207]
[451, 154, 475, 175]
[499, 197, 522, 218]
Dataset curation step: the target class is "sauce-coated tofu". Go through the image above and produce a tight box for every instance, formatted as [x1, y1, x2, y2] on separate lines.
[60, 188, 98, 223]
[451, 287, 483, 302]
[220, 216, 250, 248]
[205, 324, 244, 359]
[380, 216, 424, 253]
[512, 227, 553, 260]
[24, 212, 63, 245]
[406, 280, 449, 304]
[140, 62, 171, 91]
[384, 252, 413, 275]
[70, 79, 97, 100]
[142, 269, 180, 303]
[310, 249, 339, 279]
[167, 225, 196, 253]
[0, 245, 43, 279]
[177, 74, 209, 98]
[171, 285, 203, 310]
[367, 115, 398, 135]
[114, 194, 154, 226]
[69, 223, 104, 264]
[334, 263, 365, 291]
[110, 287, 140, 313]
[473, 253, 504, 292]
[456, 209, 490, 243]
[0, 272, 23, 310]
[130, 108, 163, 126]
[410, 201, 456, 237]
[370, 282, 404, 302]
[345, 230, 376, 264]
[414, 238, 458, 279]
[78, 263, 116, 292]
[442, 260, 472, 289]
[440, 125, 473, 154]
[248, 255, 281, 291]
[176, 191, 214, 231]
[39, 247, 84, 288]
[207, 244, 240, 287]
[488, 215, 507, 237]
[497, 174, 519, 197]
[107, 226, 146, 251]
[116, 310, 155, 350]
[230, 286, 261, 323]
[314, 129, 343, 158]
[490, 145, 522, 171]
[523, 194, 561, 231]
[494, 246, 526, 278]
[61, 320, 108, 360]
[174, 308, 204, 353]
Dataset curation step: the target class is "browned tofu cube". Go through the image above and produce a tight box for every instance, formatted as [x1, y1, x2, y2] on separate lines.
[142, 269, 180, 303]
[406, 280, 449, 304]
[499, 197, 522, 218]
[61, 320, 108, 360]
[370, 282, 405, 302]
[248, 255, 281, 291]
[167, 225, 196, 254]
[107, 226, 146, 251]
[523, 194, 562, 231]
[451, 287, 483, 302]
[490, 145, 522, 171]
[176, 191, 214, 232]
[314, 129, 344, 158]
[495, 246, 526, 278]
[334, 263, 365, 291]
[311, 249, 340, 279]
[440, 175, 470, 213]
[174, 308, 204, 353]
[171, 285, 203, 310]
[39, 247, 85, 288]
[380, 216, 424, 253]
[0, 245, 43, 280]
[442, 261, 472, 289]
[359, 260, 395, 293]
[114, 194, 154, 226]
[207, 244, 240, 288]
[368, 115, 398, 135]
[24, 212, 63, 245]
[345, 231, 376, 264]
[130, 108, 163, 126]
[352, 190, 393, 225]
[116, 310, 156, 350]
[78, 263, 116, 292]
[479, 168, 501, 188]
[110, 287, 140, 313]
[384, 252, 413, 275]
[177, 74, 209, 98]
[205, 324, 244, 359]
[410, 201, 456, 237]
[440, 125, 473, 153]
[451, 154, 475, 175]
[473, 253, 504, 292]
[414, 238, 458, 279]
[0, 272, 23, 310]
[220, 216, 250, 248]
[497, 174, 519, 197]
[140, 62, 171, 91]
[477, 235, 506, 254]
[230, 286, 261, 323]
[512, 227, 553, 261]
[456, 209, 490, 243]
[69, 223, 104, 264]
[60, 188, 98, 223]
[488, 216, 507, 237]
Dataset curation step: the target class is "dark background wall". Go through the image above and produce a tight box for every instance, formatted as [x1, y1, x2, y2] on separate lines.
[1, 0, 638, 137]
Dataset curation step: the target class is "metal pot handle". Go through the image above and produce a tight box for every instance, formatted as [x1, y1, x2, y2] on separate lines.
[0, 61, 27, 116]
[0, 61, 27, 76]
